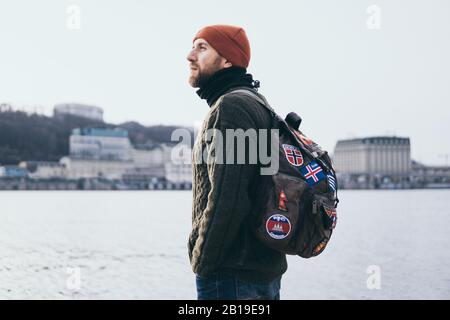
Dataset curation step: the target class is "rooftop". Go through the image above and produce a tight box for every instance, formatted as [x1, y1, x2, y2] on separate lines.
[72, 128, 128, 138]
[336, 136, 410, 145]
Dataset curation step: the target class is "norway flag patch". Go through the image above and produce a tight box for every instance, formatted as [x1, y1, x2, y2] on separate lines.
[282, 144, 304, 166]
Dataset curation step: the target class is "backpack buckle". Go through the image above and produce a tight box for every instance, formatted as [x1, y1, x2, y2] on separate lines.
[312, 200, 319, 214]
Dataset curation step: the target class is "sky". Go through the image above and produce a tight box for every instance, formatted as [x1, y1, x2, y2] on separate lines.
[0, 0, 449, 165]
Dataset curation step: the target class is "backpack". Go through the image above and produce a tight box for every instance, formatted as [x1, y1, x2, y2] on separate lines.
[230, 88, 339, 258]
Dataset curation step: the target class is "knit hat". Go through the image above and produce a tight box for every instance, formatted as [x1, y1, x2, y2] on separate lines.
[193, 25, 251, 68]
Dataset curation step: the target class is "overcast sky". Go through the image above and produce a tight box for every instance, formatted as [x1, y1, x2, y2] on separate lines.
[1, 0, 449, 165]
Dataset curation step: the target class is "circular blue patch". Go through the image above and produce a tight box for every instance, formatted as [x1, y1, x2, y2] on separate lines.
[266, 214, 291, 240]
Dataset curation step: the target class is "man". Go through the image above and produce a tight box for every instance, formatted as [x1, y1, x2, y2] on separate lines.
[186, 24, 287, 300]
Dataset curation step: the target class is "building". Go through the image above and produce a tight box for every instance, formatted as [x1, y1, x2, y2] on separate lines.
[165, 163, 192, 184]
[125, 143, 192, 187]
[333, 136, 411, 175]
[122, 167, 166, 188]
[165, 143, 192, 184]
[411, 160, 450, 188]
[63, 127, 134, 179]
[54, 103, 104, 122]
[70, 128, 132, 161]
[60, 157, 134, 180]
[333, 136, 411, 188]
[0, 165, 28, 178]
[58, 125, 194, 187]
[131, 144, 171, 168]
[18, 161, 67, 179]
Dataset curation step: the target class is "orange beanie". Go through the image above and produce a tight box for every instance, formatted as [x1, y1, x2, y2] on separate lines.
[193, 25, 251, 68]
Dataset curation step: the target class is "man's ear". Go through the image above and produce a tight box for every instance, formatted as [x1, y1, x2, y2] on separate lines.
[223, 60, 233, 68]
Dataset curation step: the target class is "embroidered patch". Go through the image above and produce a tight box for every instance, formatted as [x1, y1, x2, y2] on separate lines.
[299, 134, 314, 146]
[312, 238, 328, 256]
[294, 131, 314, 146]
[327, 173, 337, 192]
[324, 207, 337, 229]
[266, 214, 291, 240]
[282, 144, 304, 166]
[300, 161, 326, 186]
[278, 190, 288, 211]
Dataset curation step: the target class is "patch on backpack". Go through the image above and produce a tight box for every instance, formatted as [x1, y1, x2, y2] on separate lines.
[327, 173, 337, 192]
[294, 131, 314, 146]
[300, 161, 326, 186]
[299, 134, 314, 146]
[266, 214, 291, 240]
[312, 238, 328, 256]
[324, 207, 337, 229]
[282, 144, 304, 166]
[278, 190, 288, 211]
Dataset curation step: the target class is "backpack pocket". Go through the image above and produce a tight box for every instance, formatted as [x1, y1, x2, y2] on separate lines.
[254, 173, 337, 258]
[296, 195, 336, 258]
[254, 173, 309, 254]
[320, 203, 337, 230]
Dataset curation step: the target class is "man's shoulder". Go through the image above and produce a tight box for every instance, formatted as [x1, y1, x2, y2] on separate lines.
[222, 88, 260, 106]
[218, 89, 273, 129]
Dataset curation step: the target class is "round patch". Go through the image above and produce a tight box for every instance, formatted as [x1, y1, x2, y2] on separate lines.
[266, 214, 291, 240]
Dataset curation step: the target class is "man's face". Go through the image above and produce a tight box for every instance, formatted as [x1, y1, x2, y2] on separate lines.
[187, 38, 227, 88]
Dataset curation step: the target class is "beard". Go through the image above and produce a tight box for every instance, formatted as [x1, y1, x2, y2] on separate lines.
[189, 69, 211, 89]
[188, 56, 223, 88]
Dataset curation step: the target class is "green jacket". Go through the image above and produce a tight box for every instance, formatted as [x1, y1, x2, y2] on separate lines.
[189, 88, 288, 282]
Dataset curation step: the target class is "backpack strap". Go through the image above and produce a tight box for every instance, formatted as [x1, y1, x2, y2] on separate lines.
[226, 89, 283, 121]
[228, 88, 334, 173]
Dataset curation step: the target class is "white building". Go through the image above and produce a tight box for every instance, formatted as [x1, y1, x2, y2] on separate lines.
[165, 163, 192, 184]
[63, 127, 134, 179]
[60, 157, 134, 180]
[70, 128, 132, 161]
[165, 144, 192, 183]
[333, 136, 411, 175]
[54, 104, 104, 122]
[62, 126, 193, 183]
[18, 161, 67, 179]
[131, 144, 173, 168]
[129, 143, 192, 183]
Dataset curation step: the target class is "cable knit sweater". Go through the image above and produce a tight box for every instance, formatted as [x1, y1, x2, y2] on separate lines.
[188, 69, 287, 282]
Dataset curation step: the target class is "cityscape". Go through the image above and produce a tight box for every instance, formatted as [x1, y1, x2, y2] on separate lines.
[0, 103, 192, 190]
[0, 104, 449, 190]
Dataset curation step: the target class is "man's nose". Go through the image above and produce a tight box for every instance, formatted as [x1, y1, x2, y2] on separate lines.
[187, 49, 196, 62]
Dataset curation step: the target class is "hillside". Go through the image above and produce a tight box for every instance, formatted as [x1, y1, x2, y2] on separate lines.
[0, 110, 192, 165]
